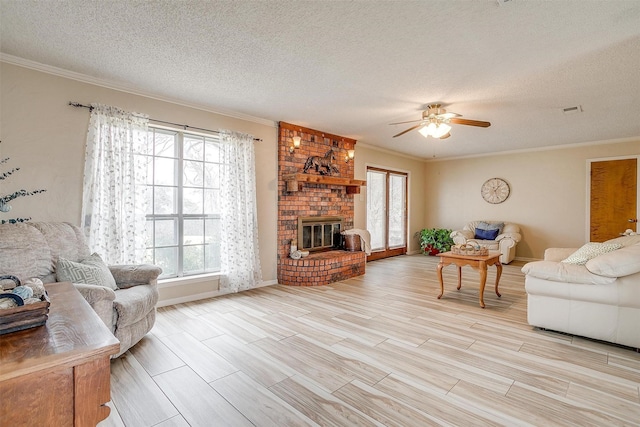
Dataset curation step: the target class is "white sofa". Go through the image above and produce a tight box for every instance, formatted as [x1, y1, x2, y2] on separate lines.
[522, 235, 640, 349]
[450, 221, 521, 264]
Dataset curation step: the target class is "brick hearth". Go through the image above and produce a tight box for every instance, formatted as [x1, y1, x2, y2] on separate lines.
[277, 122, 365, 286]
[279, 250, 366, 286]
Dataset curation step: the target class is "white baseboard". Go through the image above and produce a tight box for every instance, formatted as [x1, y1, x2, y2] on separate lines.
[156, 279, 278, 307]
[258, 279, 278, 287]
[157, 291, 223, 307]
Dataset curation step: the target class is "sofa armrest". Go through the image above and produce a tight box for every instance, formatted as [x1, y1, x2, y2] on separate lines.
[451, 229, 474, 244]
[73, 283, 116, 329]
[74, 282, 116, 304]
[495, 232, 521, 243]
[544, 248, 577, 262]
[521, 260, 616, 285]
[109, 264, 163, 289]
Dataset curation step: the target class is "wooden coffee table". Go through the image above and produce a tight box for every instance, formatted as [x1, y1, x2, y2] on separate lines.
[436, 251, 502, 308]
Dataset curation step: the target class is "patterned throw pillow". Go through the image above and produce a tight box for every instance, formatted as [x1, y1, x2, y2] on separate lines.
[56, 253, 117, 290]
[561, 242, 622, 265]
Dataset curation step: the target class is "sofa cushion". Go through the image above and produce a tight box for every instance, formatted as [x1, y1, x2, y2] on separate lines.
[561, 242, 622, 265]
[28, 222, 91, 263]
[56, 253, 118, 290]
[585, 243, 640, 278]
[0, 223, 52, 282]
[521, 260, 616, 285]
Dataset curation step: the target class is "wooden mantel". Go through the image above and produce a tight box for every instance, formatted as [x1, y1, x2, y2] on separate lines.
[283, 173, 366, 194]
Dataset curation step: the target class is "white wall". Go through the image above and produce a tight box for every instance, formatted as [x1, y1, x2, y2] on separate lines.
[423, 140, 640, 260]
[0, 62, 278, 304]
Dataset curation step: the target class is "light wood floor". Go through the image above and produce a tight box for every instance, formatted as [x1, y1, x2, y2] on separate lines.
[99, 255, 640, 427]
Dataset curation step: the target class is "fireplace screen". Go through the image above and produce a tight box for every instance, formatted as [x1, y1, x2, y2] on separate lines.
[298, 216, 343, 252]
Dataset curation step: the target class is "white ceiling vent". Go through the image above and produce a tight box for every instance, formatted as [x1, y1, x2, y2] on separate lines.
[562, 105, 583, 115]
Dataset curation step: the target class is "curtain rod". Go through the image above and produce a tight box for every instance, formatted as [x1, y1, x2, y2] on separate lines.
[68, 102, 262, 142]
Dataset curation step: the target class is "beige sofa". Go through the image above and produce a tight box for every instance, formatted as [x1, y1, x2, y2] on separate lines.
[0, 222, 161, 357]
[450, 220, 521, 264]
[522, 235, 640, 349]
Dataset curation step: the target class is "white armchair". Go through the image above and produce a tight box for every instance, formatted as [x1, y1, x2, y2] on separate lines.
[450, 220, 521, 264]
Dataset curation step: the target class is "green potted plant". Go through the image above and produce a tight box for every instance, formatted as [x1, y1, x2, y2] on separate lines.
[417, 228, 454, 255]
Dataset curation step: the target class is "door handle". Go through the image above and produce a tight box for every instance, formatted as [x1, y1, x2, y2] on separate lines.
[629, 219, 638, 223]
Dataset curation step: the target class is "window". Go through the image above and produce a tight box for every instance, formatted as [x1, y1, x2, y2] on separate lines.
[142, 127, 222, 278]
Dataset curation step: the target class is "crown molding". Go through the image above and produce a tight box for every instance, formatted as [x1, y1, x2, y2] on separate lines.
[423, 135, 640, 163]
[0, 53, 277, 128]
[360, 133, 639, 163]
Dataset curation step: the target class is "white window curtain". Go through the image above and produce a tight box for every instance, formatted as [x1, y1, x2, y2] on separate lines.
[219, 130, 262, 292]
[81, 104, 149, 264]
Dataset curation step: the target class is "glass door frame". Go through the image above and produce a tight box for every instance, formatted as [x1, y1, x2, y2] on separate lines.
[366, 166, 408, 261]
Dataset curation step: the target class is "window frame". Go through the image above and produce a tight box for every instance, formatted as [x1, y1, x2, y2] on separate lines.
[366, 166, 408, 261]
[143, 126, 222, 279]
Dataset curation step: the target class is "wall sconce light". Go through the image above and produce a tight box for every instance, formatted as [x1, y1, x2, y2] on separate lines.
[289, 136, 301, 153]
[345, 149, 355, 163]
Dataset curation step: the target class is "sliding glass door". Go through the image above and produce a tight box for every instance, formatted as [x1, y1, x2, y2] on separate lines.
[366, 167, 407, 261]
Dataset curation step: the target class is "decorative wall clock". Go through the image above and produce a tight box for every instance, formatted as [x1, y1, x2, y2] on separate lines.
[481, 178, 510, 204]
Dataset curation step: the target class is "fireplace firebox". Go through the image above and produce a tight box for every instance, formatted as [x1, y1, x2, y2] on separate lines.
[298, 216, 343, 252]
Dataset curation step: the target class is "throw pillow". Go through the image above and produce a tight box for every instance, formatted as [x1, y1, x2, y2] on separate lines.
[475, 228, 500, 240]
[561, 242, 622, 265]
[477, 221, 504, 232]
[56, 253, 117, 290]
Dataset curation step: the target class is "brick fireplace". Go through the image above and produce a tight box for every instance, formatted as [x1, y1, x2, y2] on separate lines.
[277, 122, 366, 286]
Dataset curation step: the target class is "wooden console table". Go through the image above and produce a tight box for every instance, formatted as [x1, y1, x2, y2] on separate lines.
[436, 251, 502, 308]
[0, 282, 120, 426]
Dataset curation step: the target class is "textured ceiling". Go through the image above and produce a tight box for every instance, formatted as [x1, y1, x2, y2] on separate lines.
[1, 0, 639, 159]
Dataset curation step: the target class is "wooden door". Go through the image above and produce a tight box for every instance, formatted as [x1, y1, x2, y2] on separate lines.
[590, 158, 637, 242]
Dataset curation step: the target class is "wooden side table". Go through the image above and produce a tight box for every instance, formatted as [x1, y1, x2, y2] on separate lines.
[0, 282, 120, 426]
[436, 251, 502, 308]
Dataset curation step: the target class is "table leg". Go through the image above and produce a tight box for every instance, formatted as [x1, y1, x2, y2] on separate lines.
[437, 261, 445, 300]
[478, 261, 487, 308]
[457, 266, 462, 290]
[494, 261, 502, 298]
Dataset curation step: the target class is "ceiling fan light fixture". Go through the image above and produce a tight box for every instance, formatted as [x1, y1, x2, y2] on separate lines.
[418, 122, 451, 138]
[390, 104, 490, 139]
[432, 123, 451, 138]
[418, 125, 431, 138]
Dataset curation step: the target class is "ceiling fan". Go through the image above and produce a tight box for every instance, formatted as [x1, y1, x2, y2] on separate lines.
[390, 104, 491, 139]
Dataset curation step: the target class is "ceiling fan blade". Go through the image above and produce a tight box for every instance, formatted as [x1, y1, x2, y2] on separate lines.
[392, 124, 422, 138]
[389, 119, 422, 125]
[449, 117, 491, 127]
[439, 132, 451, 140]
